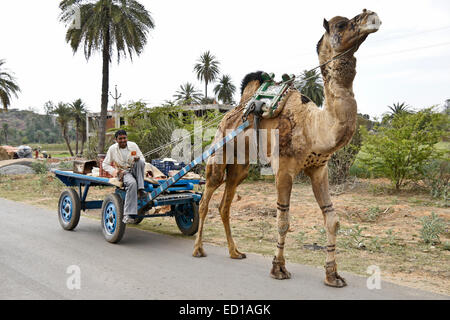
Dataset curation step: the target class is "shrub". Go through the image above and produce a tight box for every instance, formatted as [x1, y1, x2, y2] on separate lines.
[422, 159, 449, 205]
[420, 212, 446, 244]
[328, 115, 371, 185]
[31, 161, 48, 174]
[360, 108, 446, 190]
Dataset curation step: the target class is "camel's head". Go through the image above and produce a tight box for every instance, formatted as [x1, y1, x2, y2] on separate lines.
[318, 9, 381, 55]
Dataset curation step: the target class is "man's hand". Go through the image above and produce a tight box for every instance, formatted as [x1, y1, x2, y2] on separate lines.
[133, 156, 141, 162]
[115, 169, 125, 181]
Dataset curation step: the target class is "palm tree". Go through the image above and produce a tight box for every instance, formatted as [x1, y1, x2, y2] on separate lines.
[173, 83, 203, 106]
[193, 51, 220, 100]
[387, 102, 411, 116]
[0, 59, 21, 111]
[52, 102, 74, 156]
[69, 98, 87, 155]
[59, 0, 155, 153]
[297, 69, 324, 107]
[213, 75, 236, 105]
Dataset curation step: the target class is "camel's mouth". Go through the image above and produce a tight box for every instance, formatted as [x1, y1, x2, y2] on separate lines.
[360, 12, 382, 33]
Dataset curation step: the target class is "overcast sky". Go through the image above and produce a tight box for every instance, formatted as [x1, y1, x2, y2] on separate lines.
[1, 0, 449, 119]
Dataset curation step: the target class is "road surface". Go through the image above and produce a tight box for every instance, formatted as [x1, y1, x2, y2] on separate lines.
[0, 198, 448, 300]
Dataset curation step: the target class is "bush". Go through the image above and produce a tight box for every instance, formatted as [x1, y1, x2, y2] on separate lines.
[360, 108, 447, 190]
[422, 159, 449, 205]
[420, 213, 446, 244]
[31, 161, 48, 174]
[328, 115, 372, 185]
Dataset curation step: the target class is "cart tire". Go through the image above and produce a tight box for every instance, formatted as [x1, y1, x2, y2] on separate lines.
[58, 189, 81, 231]
[174, 202, 199, 236]
[101, 193, 126, 243]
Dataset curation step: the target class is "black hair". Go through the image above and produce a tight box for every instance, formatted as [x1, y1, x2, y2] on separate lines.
[240, 71, 264, 95]
[115, 129, 127, 139]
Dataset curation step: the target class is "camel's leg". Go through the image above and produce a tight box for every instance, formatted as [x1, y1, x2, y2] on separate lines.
[192, 162, 225, 257]
[306, 165, 347, 288]
[270, 165, 294, 280]
[218, 164, 249, 259]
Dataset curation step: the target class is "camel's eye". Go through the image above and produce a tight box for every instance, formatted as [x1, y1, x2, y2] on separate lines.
[336, 21, 347, 31]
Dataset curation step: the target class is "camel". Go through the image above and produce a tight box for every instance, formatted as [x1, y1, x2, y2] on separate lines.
[192, 9, 381, 287]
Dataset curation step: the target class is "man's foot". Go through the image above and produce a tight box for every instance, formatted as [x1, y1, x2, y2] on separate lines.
[122, 215, 136, 224]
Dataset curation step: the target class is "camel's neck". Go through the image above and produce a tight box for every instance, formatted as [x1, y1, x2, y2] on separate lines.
[318, 48, 358, 148]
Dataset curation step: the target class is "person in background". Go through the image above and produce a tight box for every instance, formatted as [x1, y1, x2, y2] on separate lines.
[102, 129, 147, 224]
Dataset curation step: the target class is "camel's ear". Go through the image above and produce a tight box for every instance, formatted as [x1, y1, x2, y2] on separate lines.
[323, 19, 330, 33]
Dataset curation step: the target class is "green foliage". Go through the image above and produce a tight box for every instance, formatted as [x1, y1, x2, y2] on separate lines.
[31, 161, 49, 174]
[59, 0, 155, 62]
[421, 159, 449, 206]
[173, 83, 203, 106]
[120, 101, 187, 160]
[0, 59, 21, 111]
[297, 69, 324, 107]
[338, 224, 367, 249]
[420, 213, 447, 244]
[360, 108, 447, 190]
[0, 109, 64, 145]
[213, 74, 236, 105]
[193, 50, 220, 99]
[328, 115, 370, 184]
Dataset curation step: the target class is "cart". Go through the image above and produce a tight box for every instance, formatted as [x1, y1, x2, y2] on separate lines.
[53, 118, 251, 244]
[53, 169, 203, 243]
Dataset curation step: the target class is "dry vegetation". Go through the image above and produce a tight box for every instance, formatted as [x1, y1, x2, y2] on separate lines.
[0, 173, 448, 295]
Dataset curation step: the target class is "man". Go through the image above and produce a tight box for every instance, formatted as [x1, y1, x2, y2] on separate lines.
[102, 130, 147, 224]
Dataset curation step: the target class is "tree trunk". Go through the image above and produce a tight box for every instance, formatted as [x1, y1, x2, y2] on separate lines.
[80, 135, 85, 156]
[63, 128, 74, 157]
[98, 26, 110, 155]
[205, 81, 208, 99]
[75, 119, 79, 156]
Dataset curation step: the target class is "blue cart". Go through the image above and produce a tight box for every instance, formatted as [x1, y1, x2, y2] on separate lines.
[53, 169, 204, 243]
[52, 119, 250, 244]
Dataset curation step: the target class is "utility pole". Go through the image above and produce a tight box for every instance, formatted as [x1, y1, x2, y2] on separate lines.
[109, 85, 122, 111]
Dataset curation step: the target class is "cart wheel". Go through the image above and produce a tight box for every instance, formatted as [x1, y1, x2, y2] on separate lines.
[101, 193, 126, 243]
[174, 202, 199, 236]
[58, 189, 81, 231]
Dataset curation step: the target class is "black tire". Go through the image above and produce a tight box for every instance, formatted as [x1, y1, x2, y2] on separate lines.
[101, 193, 126, 243]
[58, 189, 81, 231]
[174, 202, 199, 236]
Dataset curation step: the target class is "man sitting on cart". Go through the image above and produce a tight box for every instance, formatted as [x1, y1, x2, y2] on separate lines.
[102, 129, 147, 224]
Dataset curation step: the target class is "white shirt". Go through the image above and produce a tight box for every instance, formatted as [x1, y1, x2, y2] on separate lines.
[102, 141, 145, 175]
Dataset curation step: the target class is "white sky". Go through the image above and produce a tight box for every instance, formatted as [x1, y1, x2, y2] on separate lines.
[1, 0, 450, 119]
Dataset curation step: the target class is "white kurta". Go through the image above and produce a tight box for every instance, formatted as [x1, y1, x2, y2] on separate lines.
[102, 141, 145, 175]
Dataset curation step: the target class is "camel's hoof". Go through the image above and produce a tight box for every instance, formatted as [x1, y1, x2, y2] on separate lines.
[230, 252, 246, 259]
[324, 261, 347, 288]
[324, 274, 347, 288]
[192, 247, 207, 258]
[270, 256, 291, 280]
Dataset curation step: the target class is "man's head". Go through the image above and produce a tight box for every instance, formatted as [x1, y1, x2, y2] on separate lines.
[115, 129, 128, 148]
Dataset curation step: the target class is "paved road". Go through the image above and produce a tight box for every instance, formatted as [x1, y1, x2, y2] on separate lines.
[0, 198, 448, 300]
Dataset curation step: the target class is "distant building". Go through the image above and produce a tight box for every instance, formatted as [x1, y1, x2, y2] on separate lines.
[86, 110, 127, 145]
